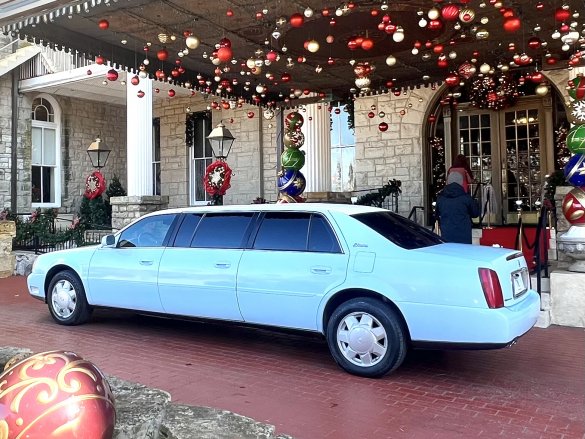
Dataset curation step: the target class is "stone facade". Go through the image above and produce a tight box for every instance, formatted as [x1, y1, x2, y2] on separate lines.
[353, 86, 437, 218]
[0, 221, 16, 278]
[154, 96, 278, 208]
[110, 196, 169, 230]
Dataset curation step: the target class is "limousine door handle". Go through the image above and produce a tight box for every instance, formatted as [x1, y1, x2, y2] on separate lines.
[139, 260, 154, 266]
[311, 266, 331, 275]
[214, 262, 231, 269]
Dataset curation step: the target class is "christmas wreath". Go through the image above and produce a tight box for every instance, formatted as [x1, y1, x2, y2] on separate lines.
[84, 170, 106, 200]
[204, 160, 233, 197]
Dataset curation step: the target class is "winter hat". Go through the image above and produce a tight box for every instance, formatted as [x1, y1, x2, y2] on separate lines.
[447, 171, 464, 187]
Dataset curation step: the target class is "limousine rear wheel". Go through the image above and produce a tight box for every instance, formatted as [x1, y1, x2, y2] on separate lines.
[326, 297, 407, 378]
[47, 270, 93, 326]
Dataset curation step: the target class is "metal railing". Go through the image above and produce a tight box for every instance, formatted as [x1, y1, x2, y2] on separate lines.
[11, 213, 114, 255]
[408, 206, 425, 224]
[19, 46, 92, 80]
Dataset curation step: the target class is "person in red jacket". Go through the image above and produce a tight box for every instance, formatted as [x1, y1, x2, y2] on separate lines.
[447, 154, 474, 194]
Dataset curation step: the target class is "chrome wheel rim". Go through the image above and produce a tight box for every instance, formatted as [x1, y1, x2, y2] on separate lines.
[51, 280, 77, 319]
[337, 312, 387, 368]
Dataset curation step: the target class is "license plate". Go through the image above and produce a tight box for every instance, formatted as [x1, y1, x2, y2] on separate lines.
[511, 269, 528, 298]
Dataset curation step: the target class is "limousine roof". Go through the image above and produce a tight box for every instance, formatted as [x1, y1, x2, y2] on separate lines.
[150, 203, 385, 217]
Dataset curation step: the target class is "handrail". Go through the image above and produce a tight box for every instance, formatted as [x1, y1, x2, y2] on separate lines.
[0, 39, 18, 52]
[408, 206, 424, 223]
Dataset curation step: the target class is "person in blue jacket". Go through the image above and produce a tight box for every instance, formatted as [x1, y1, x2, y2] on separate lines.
[436, 171, 480, 244]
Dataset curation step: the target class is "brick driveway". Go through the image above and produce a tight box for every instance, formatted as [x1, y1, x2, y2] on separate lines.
[1, 275, 583, 439]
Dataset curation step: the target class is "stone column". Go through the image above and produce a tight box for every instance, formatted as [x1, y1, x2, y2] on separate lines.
[0, 221, 16, 278]
[301, 103, 331, 193]
[126, 76, 153, 196]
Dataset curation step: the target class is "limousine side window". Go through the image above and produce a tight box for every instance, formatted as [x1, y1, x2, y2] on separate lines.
[173, 214, 203, 247]
[308, 214, 342, 253]
[191, 213, 255, 248]
[253, 212, 310, 251]
[118, 214, 177, 248]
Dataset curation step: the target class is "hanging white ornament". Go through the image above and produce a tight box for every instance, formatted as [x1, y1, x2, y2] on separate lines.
[572, 101, 585, 122]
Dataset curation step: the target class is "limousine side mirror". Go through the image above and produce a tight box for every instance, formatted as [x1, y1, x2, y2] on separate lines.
[101, 234, 116, 247]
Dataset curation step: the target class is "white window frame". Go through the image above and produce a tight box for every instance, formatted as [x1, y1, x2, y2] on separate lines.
[330, 104, 356, 192]
[31, 94, 61, 209]
[188, 112, 213, 206]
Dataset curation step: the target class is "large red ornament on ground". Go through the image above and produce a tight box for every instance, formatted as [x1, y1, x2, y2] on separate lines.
[563, 187, 585, 225]
[0, 351, 116, 439]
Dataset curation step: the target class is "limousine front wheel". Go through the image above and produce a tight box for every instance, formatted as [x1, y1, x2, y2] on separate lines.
[327, 298, 407, 378]
[47, 270, 93, 326]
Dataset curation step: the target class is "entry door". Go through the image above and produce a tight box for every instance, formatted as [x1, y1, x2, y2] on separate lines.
[456, 101, 549, 224]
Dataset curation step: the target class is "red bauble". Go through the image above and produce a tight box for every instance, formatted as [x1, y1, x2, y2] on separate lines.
[281, 72, 291, 82]
[378, 122, 389, 132]
[137, 90, 145, 98]
[530, 72, 544, 83]
[445, 73, 459, 87]
[428, 114, 437, 123]
[546, 57, 558, 65]
[0, 351, 115, 439]
[563, 188, 585, 224]
[247, 111, 255, 118]
[222, 101, 230, 110]
[290, 13, 304, 27]
[266, 50, 278, 62]
[503, 17, 521, 32]
[361, 38, 374, 51]
[428, 19, 443, 31]
[441, 4, 460, 21]
[368, 111, 375, 118]
[170, 69, 179, 78]
[437, 58, 449, 68]
[95, 55, 105, 65]
[155, 70, 166, 80]
[168, 89, 175, 97]
[157, 48, 169, 61]
[528, 36, 541, 50]
[226, 8, 234, 16]
[217, 47, 233, 63]
[219, 37, 232, 48]
[554, 7, 571, 22]
[130, 75, 140, 85]
[98, 19, 109, 30]
[106, 69, 118, 81]
[347, 39, 359, 50]
[433, 44, 444, 54]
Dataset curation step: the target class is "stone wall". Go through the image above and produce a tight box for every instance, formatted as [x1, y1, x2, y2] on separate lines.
[154, 96, 278, 208]
[110, 196, 169, 230]
[353, 86, 437, 218]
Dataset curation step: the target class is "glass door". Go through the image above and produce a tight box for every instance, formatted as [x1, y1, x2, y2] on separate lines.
[501, 107, 543, 223]
[457, 111, 501, 225]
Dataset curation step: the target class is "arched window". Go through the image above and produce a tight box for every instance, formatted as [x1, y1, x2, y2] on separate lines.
[31, 96, 61, 207]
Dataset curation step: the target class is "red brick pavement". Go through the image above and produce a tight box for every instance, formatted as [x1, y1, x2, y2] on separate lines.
[1, 275, 584, 439]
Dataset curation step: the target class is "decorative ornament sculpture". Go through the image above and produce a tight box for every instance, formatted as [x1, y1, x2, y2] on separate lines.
[0, 350, 116, 439]
[278, 111, 306, 203]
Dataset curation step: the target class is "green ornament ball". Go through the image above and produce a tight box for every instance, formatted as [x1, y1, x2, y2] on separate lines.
[281, 148, 305, 170]
[567, 124, 585, 154]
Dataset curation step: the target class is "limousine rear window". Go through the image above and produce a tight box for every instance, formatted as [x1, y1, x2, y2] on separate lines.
[352, 211, 443, 250]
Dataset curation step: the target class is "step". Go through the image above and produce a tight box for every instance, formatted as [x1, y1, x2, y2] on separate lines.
[535, 309, 551, 328]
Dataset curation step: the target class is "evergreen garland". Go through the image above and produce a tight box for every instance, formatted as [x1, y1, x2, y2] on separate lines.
[355, 179, 402, 207]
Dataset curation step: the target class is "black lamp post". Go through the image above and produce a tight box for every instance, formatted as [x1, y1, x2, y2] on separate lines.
[206, 122, 235, 161]
[87, 136, 111, 169]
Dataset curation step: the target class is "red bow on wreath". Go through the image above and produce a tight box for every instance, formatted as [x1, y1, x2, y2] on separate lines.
[204, 160, 233, 197]
[84, 170, 106, 199]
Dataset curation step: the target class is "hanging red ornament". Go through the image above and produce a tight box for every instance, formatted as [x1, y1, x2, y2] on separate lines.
[222, 101, 230, 110]
[98, 19, 109, 30]
[385, 24, 397, 34]
[290, 13, 304, 27]
[137, 90, 145, 98]
[361, 38, 374, 51]
[255, 11, 264, 19]
[327, 57, 335, 65]
[155, 70, 166, 80]
[368, 111, 375, 118]
[347, 39, 359, 50]
[433, 44, 444, 54]
[428, 19, 443, 31]
[535, 2, 544, 10]
[217, 47, 233, 63]
[554, 7, 571, 22]
[322, 9, 330, 16]
[168, 89, 175, 97]
[546, 56, 558, 65]
[459, 8, 475, 23]
[500, 8, 515, 18]
[226, 8, 234, 17]
[95, 55, 105, 65]
[457, 61, 476, 79]
[441, 4, 460, 21]
[130, 75, 140, 85]
[437, 56, 449, 68]
[157, 48, 169, 61]
[281, 72, 291, 82]
[106, 69, 118, 81]
[170, 69, 180, 78]
[155, 88, 160, 93]
[178, 66, 185, 74]
[247, 111, 255, 118]
[371, 9, 379, 16]
[428, 114, 437, 123]
[445, 73, 459, 87]
[326, 35, 335, 44]
[530, 72, 544, 83]
[266, 50, 278, 62]
[503, 17, 521, 32]
[378, 122, 389, 132]
[528, 37, 541, 50]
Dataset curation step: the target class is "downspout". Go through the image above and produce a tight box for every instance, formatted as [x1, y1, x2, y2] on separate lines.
[10, 44, 18, 213]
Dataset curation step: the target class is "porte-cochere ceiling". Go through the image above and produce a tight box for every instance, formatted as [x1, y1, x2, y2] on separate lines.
[2, 0, 584, 106]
